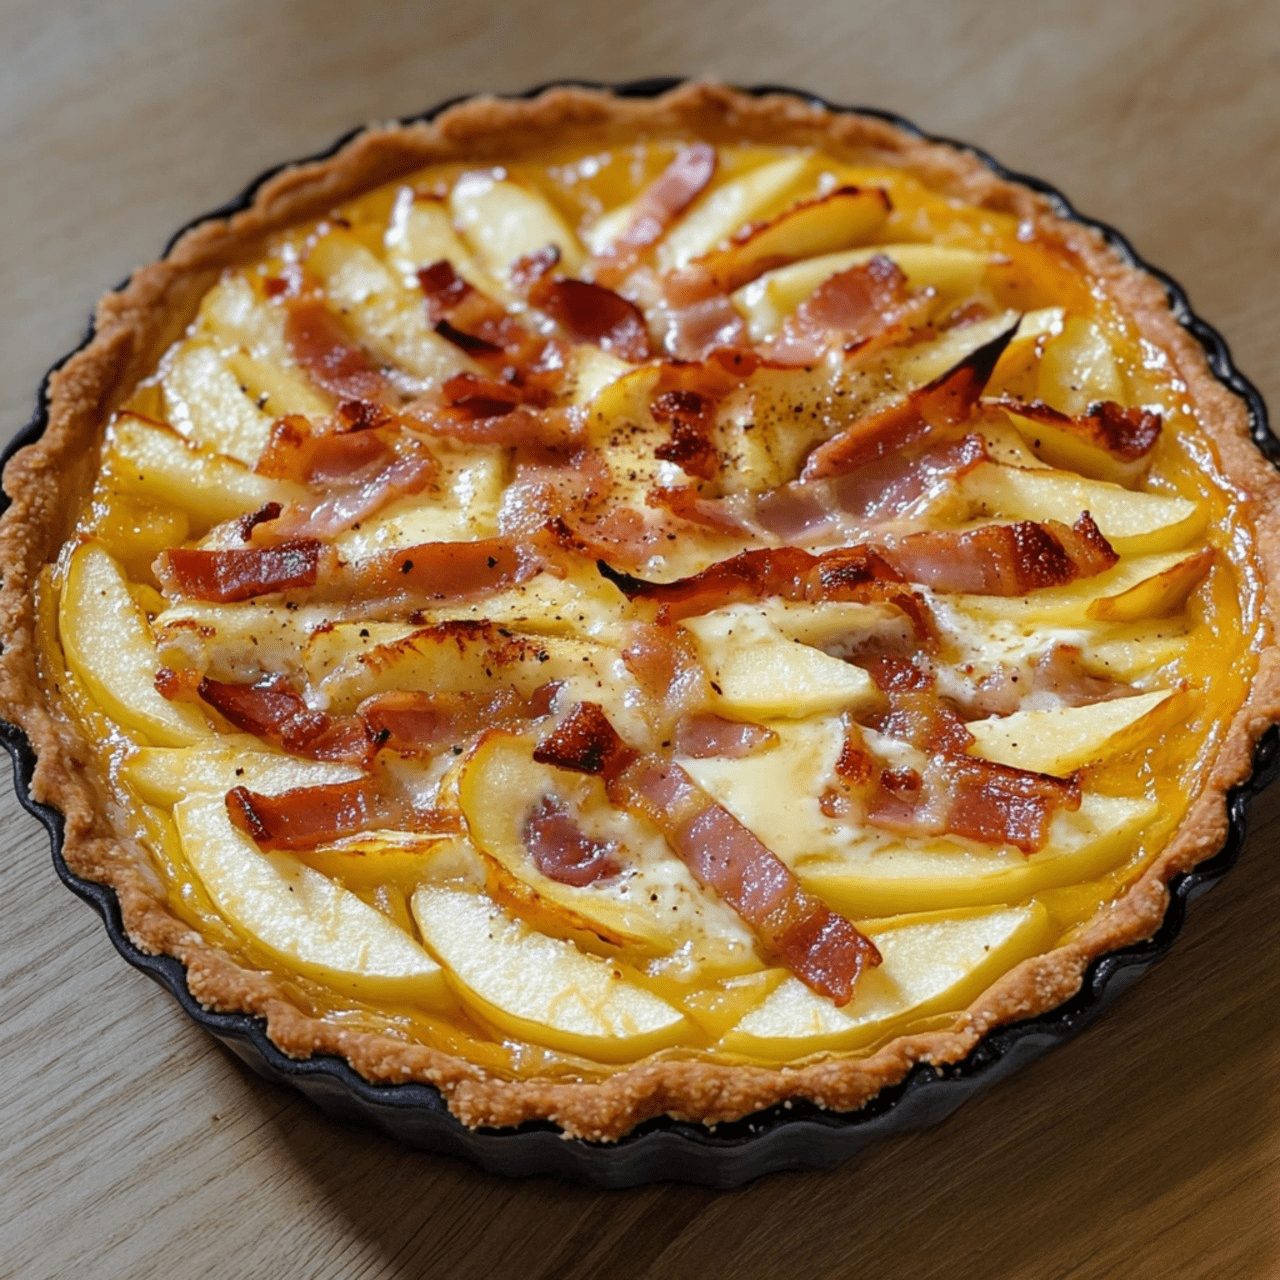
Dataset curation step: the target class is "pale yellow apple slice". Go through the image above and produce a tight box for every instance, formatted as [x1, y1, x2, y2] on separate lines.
[965, 689, 1177, 775]
[959, 461, 1204, 555]
[681, 608, 879, 719]
[176, 794, 446, 1002]
[221, 348, 332, 420]
[457, 731, 759, 966]
[1085, 548, 1214, 622]
[60, 542, 210, 746]
[122, 739, 362, 806]
[944, 548, 1217, 627]
[383, 186, 498, 294]
[1083, 623, 1190, 682]
[720, 902, 1052, 1059]
[307, 229, 471, 384]
[690, 186, 890, 294]
[106, 413, 302, 530]
[449, 171, 586, 280]
[890, 311, 1021, 388]
[1039, 315, 1124, 416]
[196, 272, 296, 369]
[152, 600, 335, 682]
[657, 154, 813, 271]
[410, 885, 688, 1061]
[160, 340, 276, 466]
[733, 244, 992, 340]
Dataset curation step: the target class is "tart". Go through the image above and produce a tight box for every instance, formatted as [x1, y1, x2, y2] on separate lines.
[4, 82, 1278, 1148]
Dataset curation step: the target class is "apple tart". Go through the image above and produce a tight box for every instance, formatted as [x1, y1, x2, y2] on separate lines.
[4, 83, 1278, 1145]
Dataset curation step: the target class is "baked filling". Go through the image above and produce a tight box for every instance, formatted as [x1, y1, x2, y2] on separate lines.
[12, 87, 1279, 1140]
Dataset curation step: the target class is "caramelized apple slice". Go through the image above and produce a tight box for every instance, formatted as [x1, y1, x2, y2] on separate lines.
[689, 186, 890, 294]
[1085, 548, 1214, 621]
[657, 154, 813, 271]
[410, 884, 688, 1061]
[997, 398, 1161, 486]
[176, 794, 447, 1002]
[965, 689, 1178, 775]
[60, 542, 210, 746]
[719, 903, 1051, 1059]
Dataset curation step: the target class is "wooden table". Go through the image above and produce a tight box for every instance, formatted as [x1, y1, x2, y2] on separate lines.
[4, 3, 1279, 1275]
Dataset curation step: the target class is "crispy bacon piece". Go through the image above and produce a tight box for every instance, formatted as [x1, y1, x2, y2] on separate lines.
[673, 713, 777, 759]
[359, 684, 560, 753]
[989, 396, 1162, 461]
[156, 540, 322, 602]
[196, 675, 376, 765]
[226, 779, 458, 852]
[284, 299, 388, 403]
[801, 322, 1019, 480]
[342, 536, 544, 606]
[762, 254, 921, 366]
[534, 703, 880, 1003]
[597, 545, 934, 638]
[528, 277, 653, 363]
[407, 401, 583, 449]
[881, 513, 1118, 595]
[523, 795, 621, 887]
[650, 387, 720, 480]
[592, 143, 718, 287]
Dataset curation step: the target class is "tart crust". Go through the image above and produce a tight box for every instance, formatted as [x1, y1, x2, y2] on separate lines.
[4, 82, 1279, 1142]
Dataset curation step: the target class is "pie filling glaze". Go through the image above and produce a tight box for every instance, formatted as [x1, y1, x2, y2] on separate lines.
[7, 86, 1279, 1140]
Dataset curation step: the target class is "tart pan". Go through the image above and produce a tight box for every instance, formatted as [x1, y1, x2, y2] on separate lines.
[4, 77, 1277, 1189]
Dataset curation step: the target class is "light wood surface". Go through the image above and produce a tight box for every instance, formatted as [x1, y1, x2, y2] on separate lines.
[3, 3, 1279, 1276]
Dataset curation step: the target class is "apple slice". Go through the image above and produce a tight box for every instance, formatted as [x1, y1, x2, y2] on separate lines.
[719, 902, 1051, 1059]
[945, 548, 1217, 627]
[999, 402, 1159, 486]
[690, 186, 891, 294]
[304, 623, 615, 715]
[160, 340, 276, 467]
[959, 461, 1205, 555]
[965, 689, 1177, 775]
[106, 413, 302, 531]
[449, 171, 586, 280]
[222, 348, 332, 420]
[383, 186, 498, 294]
[457, 730, 759, 964]
[657, 154, 813, 271]
[122, 739, 361, 806]
[410, 884, 688, 1061]
[60, 541, 210, 746]
[890, 311, 1021, 388]
[681, 608, 879, 719]
[176, 794, 446, 1002]
[307, 229, 471, 384]
[733, 244, 992, 340]
[1039, 315, 1124, 416]
[1085, 548, 1214, 622]
[196, 272, 296, 370]
[1082, 623, 1190, 682]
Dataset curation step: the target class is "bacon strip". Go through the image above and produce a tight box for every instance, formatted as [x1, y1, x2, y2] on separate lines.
[990, 396, 1162, 462]
[156, 540, 322, 602]
[225, 779, 458, 852]
[673, 713, 777, 759]
[523, 795, 620, 887]
[339, 536, 545, 606]
[534, 703, 879, 1003]
[801, 321, 1019, 480]
[284, 299, 388, 403]
[592, 144, 718, 287]
[598, 545, 933, 637]
[881, 513, 1118, 595]
[529, 277, 653, 363]
[359, 684, 559, 753]
[197, 675, 377, 765]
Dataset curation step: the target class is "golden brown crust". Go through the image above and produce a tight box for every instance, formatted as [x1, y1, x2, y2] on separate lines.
[5, 81, 1279, 1142]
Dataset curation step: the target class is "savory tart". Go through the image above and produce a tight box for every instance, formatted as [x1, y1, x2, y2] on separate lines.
[4, 83, 1278, 1143]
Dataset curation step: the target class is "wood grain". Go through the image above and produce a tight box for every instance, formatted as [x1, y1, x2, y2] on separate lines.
[3, 2, 1279, 1276]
